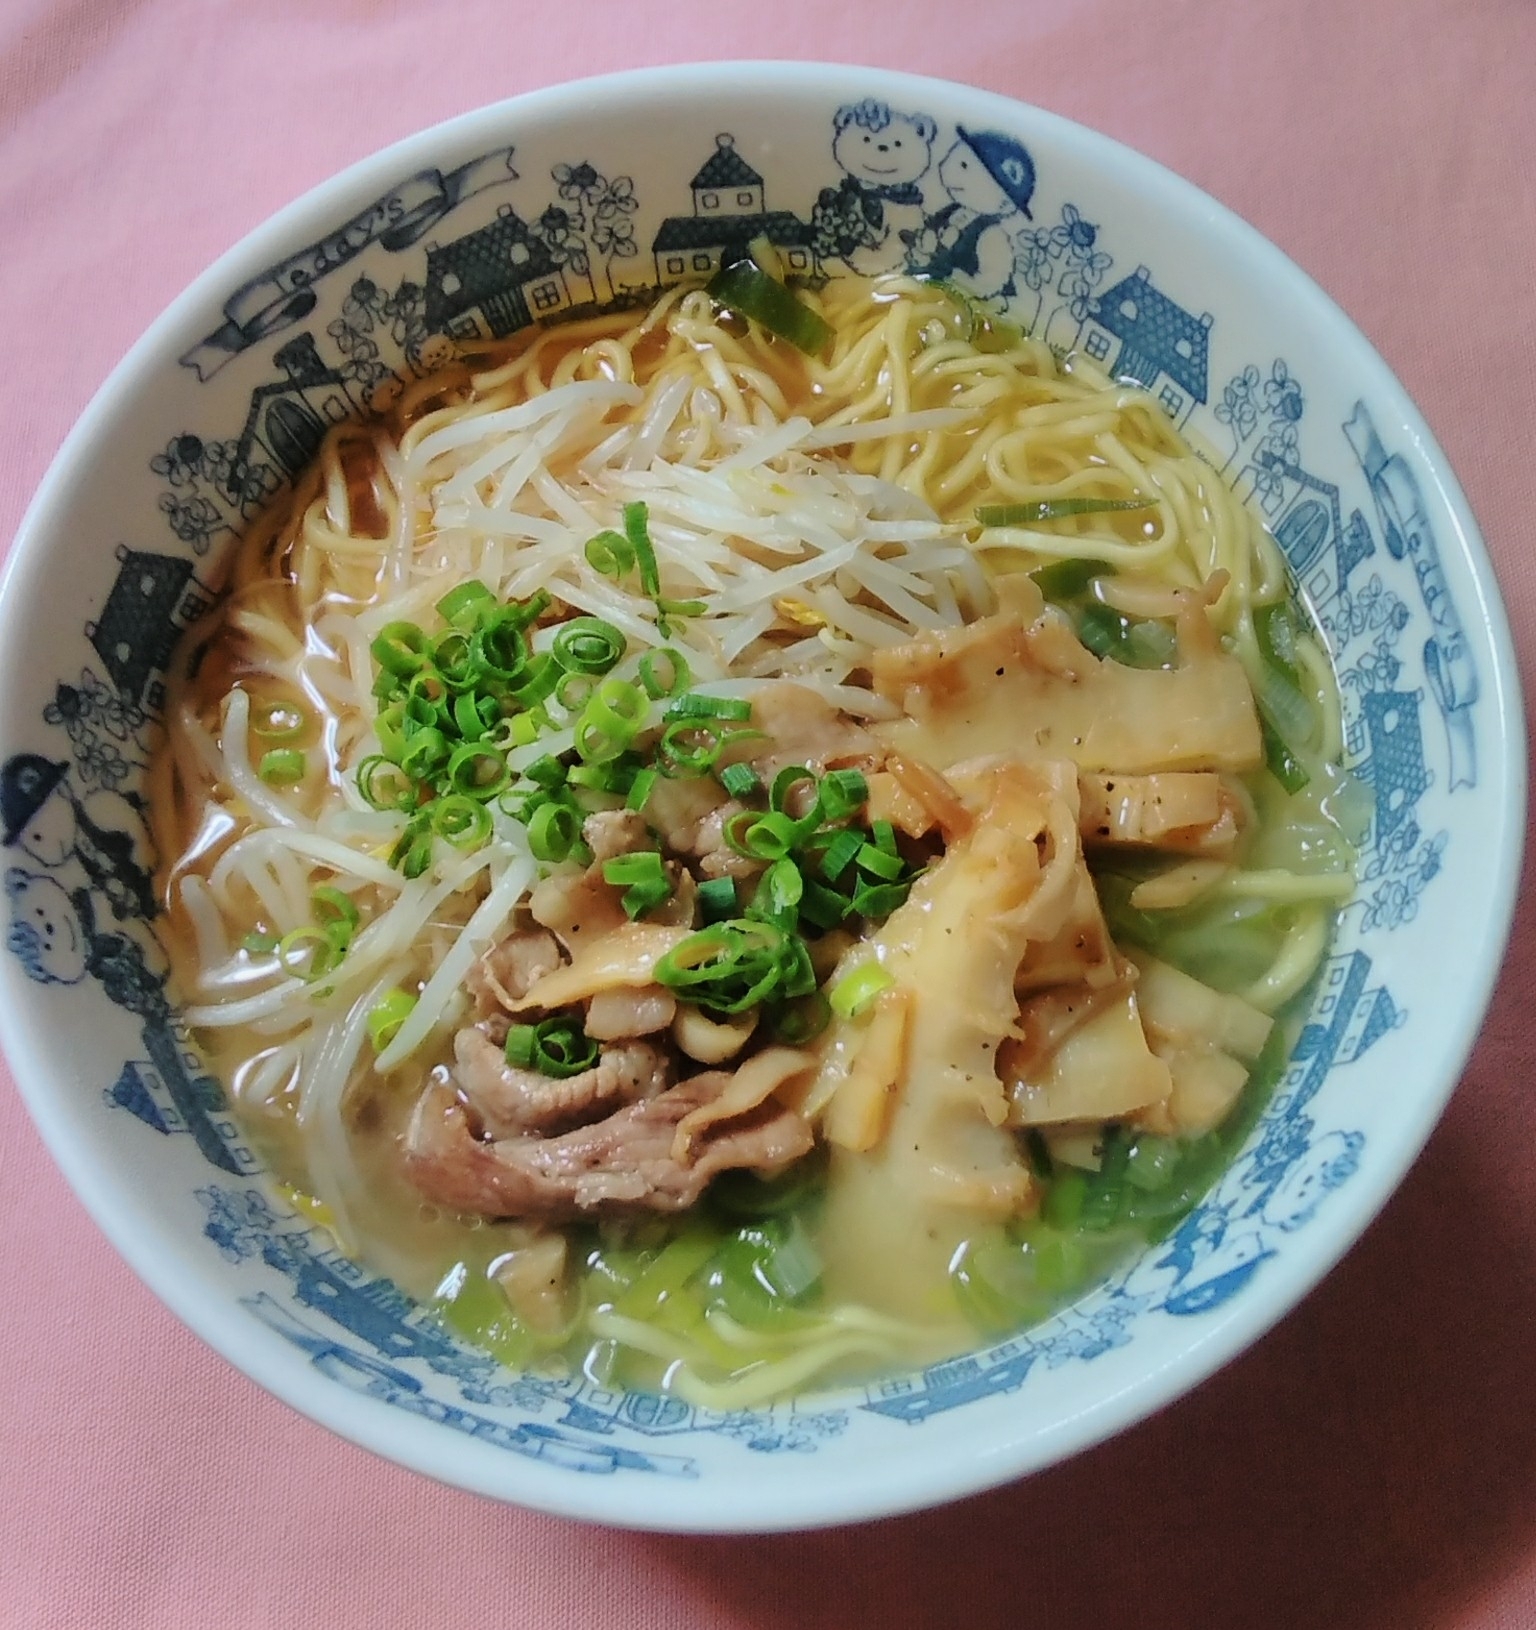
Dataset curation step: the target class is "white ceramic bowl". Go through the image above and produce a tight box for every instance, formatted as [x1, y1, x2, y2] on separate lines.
[0, 63, 1522, 1532]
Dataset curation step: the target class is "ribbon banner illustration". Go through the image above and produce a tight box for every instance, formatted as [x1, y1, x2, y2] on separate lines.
[179, 146, 520, 380]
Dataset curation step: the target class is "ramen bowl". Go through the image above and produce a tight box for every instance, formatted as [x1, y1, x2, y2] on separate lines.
[0, 62, 1521, 1532]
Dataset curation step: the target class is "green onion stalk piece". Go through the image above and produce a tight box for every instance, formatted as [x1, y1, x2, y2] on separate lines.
[706, 259, 834, 358]
[975, 497, 1153, 527]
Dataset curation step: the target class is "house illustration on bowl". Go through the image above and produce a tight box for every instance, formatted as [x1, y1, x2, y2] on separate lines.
[423, 203, 582, 341]
[231, 333, 367, 489]
[85, 545, 216, 715]
[1252, 451, 1377, 612]
[106, 1026, 255, 1178]
[652, 135, 813, 286]
[1077, 266, 1212, 427]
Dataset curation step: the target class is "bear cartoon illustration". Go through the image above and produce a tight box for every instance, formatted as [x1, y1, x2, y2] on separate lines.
[904, 127, 1037, 304]
[5, 868, 88, 986]
[4, 863, 169, 1016]
[811, 100, 938, 276]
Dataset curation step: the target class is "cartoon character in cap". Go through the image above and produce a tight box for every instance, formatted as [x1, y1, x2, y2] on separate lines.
[0, 752, 157, 923]
[904, 127, 1037, 303]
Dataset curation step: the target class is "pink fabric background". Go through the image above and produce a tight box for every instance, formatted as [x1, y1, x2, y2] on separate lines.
[1, 1, 1532, 1624]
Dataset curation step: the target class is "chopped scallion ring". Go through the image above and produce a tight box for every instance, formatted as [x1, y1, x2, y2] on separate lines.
[258, 748, 306, 786]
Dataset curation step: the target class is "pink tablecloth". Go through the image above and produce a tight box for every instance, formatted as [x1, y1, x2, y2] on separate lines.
[1, 2, 1533, 1625]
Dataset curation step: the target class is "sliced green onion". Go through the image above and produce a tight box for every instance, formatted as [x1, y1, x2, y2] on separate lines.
[258, 748, 306, 786]
[527, 801, 580, 863]
[389, 817, 435, 879]
[433, 630, 479, 692]
[310, 885, 360, 950]
[371, 621, 432, 677]
[626, 766, 660, 814]
[241, 931, 278, 956]
[523, 754, 567, 791]
[769, 764, 820, 823]
[431, 794, 493, 850]
[657, 721, 758, 778]
[399, 727, 450, 783]
[446, 741, 510, 799]
[623, 501, 661, 598]
[669, 692, 754, 722]
[723, 809, 801, 863]
[1031, 557, 1112, 603]
[657, 597, 707, 619]
[799, 879, 851, 930]
[471, 612, 530, 684]
[504, 1017, 599, 1079]
[718, 761, 760, 799]
[856, 841, 906, 881]
[555, 670, 597, 712]
[817, 768, 868, 821]
[976, 497, 1153, 527]
[829, 961, 895, 1019]
[278, 924, 340, 982]
[374, 702, 408, 760]
[749, 857, 803, 928]
[654, 919, 814, 1015]
[602, 851, 673, 919]
[639, 648, 690, 700]
[814, 826, 864, 883]
[696, 877, 738, 924]
[552, 617, 626, 675]
[402, 684, 448, 734]
[849, 878, 912, 919]
[585, 529, 636, 578]
[507, 712, 542, 749]
[251, 699, 307, 741]
[706, 259, 833, 357]
[368, 988, 417, 1052]
[575, 678, 649, 764]
[436, 580, 496, 628]
[450, 692, 487, 741]
[508, 652, 558, 707]
[868, 820, 898, 856]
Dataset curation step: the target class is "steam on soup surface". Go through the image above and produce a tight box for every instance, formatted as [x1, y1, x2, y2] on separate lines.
[150, 271, 1359, 1407]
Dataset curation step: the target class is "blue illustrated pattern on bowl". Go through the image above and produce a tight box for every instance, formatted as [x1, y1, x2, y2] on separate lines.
[0, 86, 1485, 1476]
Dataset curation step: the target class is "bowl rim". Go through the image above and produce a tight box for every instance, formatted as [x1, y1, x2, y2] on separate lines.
[0, 59, 1525, 1532]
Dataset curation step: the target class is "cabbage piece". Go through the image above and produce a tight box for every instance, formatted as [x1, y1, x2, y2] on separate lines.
[815, 761, 1077, 1325]
[870, 591, 1262, 775]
